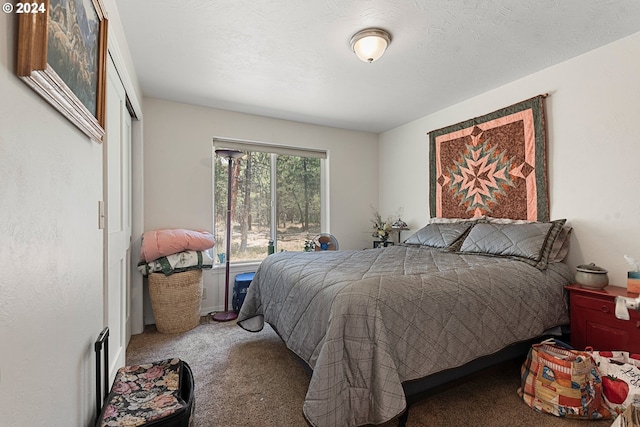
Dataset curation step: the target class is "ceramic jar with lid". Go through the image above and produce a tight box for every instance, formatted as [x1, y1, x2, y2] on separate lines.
[575, 263, 609, 290]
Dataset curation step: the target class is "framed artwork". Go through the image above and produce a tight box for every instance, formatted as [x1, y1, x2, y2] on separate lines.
[17, 0, 109, 143]
[429, 95, 549, 222]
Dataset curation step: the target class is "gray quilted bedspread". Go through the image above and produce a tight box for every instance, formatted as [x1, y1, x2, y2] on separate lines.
[237, 245, 573, 427]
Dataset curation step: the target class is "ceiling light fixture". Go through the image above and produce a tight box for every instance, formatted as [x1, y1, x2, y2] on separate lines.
[350, 28, 392, 63]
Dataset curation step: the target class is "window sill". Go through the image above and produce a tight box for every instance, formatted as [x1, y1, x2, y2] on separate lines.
[211, 260, 262, 271]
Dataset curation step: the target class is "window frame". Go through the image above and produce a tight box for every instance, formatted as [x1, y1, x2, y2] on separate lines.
[212, 137, 328, 263]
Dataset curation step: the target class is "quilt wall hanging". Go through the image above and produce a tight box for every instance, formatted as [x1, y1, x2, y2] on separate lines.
[429, 95, 549, 222]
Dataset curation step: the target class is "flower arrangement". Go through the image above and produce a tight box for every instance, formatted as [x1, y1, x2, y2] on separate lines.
[371, 210, 393, 241]
[304, 239, 315, 252]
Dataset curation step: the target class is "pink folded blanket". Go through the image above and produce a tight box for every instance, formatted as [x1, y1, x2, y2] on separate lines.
[141, 229, 215, 262]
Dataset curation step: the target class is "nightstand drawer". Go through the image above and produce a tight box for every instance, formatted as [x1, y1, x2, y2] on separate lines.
[571, 290, 640, 320]
[572, 294, 616, 315]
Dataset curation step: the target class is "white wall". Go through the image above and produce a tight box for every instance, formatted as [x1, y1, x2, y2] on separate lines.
[0, 3, 143, 425]
[379, 31, 640, 288]
[142, 98, 378, 316]
[0, 13, 104, 426]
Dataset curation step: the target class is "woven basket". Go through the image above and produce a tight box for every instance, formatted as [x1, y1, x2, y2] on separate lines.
[148, 270, 203, 333]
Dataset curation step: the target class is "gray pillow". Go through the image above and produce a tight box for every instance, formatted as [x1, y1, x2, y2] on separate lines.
[484, 216, 572, 263]
[428, 216, 486, 224]
[548, 225, 572, 262]
[458, 219, 566, 269]
[404, 222, 475, 250]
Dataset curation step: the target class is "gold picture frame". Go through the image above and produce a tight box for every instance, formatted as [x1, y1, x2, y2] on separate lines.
[17, 0, 108, 143]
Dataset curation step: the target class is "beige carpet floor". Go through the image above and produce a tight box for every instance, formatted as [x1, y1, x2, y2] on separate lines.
[126, 317, 613, 427]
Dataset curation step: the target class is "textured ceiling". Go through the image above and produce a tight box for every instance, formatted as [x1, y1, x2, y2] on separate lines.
[113, 0, 640, 133]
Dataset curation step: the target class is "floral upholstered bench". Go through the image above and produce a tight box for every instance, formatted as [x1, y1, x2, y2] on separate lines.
[94, 328, 195, 427]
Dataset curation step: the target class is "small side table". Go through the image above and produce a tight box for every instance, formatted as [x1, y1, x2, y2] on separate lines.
[373, 240, 394, 248]
[565, 284, 640, 353]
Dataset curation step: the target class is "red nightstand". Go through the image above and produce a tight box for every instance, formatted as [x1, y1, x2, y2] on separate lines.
[565, 284, 640, 353]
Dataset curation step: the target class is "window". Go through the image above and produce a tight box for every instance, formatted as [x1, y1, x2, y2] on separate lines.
[213, 139, 326, 263]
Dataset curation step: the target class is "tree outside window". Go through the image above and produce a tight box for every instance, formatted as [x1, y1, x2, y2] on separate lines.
[214, 148, 322, 263]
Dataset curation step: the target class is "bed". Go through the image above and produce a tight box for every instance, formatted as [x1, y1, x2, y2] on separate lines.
[237, 218, 573, 427]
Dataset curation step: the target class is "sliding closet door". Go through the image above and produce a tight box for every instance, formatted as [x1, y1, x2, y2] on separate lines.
[104, 55, 132, 379]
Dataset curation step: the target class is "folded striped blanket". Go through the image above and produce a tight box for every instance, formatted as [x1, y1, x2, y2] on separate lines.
[137, 250, 213, 276]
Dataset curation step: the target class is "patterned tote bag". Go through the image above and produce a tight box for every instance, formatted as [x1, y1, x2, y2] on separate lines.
[518, 339, 611, 419]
